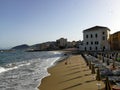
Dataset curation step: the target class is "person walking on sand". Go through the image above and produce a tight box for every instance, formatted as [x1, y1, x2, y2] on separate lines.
[65, 60, 67, 65]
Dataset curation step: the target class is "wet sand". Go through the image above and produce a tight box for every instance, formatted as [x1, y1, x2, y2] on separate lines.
[38, 54, 105, 90]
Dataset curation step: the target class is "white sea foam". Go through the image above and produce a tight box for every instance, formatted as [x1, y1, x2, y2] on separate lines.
[18, 62, 31, 67]
[0, 62, 31, 74]
[0, 67, 6, 73]
[0, 51, 63, 90]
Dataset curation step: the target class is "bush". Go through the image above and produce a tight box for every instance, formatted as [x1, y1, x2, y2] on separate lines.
[117, 58, 120, 61]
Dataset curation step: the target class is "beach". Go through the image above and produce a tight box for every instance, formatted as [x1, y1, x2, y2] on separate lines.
[38, 54, 105, 90]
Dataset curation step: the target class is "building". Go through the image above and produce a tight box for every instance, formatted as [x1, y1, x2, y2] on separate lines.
[39, 43, 49, 50]
[82, 26, 110, 51]
[79, 40, 84, 50]
[67, 41, 78, 48]
[67, 42, 73, 48]
[30, 41, 58, 51]
[109, 31, 120, 50]
[72, 41, 77, 47]
[56, 38, 67, 49]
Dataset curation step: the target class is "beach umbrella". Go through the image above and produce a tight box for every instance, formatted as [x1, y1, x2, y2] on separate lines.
[98, 53, 101, 60]
[89, 61, 92, 69]
[105, 77, 112, 90]
[86, 60, 89, 66]
[85, 57, 89, 66]
[115, 53, 118, 61]
[100, 52, 102, 60]
[106, 53, 109, 59]
[102, 53, 105, 63]
[96, 68, 101, 81]
[106, 59, 110, 66]
[91, 64, 95, 74]
[112, 59, 115, 69]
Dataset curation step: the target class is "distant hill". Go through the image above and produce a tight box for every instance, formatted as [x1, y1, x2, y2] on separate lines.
[12, 44, 29, 50]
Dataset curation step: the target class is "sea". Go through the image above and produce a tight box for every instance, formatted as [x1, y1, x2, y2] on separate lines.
[0, 50, 64, 90]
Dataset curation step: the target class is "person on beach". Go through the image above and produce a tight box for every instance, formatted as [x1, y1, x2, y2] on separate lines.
[65, 61, 67, 65]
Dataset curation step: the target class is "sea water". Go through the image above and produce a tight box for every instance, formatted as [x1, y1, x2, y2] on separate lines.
[0, 50, 64, 90]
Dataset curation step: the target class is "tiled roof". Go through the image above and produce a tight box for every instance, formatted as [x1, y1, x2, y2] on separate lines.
[112, 31, 120, 35]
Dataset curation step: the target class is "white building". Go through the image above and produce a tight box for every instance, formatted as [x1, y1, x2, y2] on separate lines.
[82, 26, 110, 51]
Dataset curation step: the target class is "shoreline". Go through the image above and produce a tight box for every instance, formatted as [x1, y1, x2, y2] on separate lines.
[36, 50, 70, 90]
[38, 53, 105, 90]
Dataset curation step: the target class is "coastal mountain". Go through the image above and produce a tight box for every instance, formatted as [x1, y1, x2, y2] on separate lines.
[12, 44, 29, 50]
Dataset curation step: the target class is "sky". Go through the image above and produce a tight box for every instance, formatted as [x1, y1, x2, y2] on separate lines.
[0, 0, 120, 49]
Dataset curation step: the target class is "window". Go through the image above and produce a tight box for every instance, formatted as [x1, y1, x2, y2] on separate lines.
[103, 36, 105, 40]
[102, 32, 105, 35]
[95, 41, 96, 44]
[95, 47, 98, 50]
[95, 34, 98, 38]
[91, 42, 93, 45]
[96, 41, 99, 45]
[95, 41, 99, 45]
[103, 46, 105, 51]
[91, 34, 93, 38]
[90, 47, 92, 50]
[86, 35, 88, 38]
[86, 42, 89, 45]
[85, 47, 86, 51]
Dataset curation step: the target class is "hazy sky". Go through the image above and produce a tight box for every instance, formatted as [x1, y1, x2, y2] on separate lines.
[0, 0, 120, 49]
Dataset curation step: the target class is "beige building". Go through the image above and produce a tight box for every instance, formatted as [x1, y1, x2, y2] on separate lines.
[67, 41, 77, 48]
[82, 26, 110, 51]
[56, 38, 67, 48]
[67, 42, 72, 48]
[109, 31, 120, 50]
[39, 43, 50, 50]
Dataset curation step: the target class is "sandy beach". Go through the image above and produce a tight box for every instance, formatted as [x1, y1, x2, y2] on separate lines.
[38, 54, 105, 90]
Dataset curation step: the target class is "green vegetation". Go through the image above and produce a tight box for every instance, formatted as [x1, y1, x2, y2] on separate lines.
[117, 58, 120, 61]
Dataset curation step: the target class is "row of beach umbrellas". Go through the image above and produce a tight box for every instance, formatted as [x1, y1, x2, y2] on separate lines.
[85, 54, 113, 90]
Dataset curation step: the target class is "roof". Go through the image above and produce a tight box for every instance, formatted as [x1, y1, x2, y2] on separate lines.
[112, 31, 120, 35]
[83, 26, 111, 32]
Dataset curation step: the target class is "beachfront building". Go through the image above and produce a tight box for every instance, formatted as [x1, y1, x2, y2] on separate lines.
[72, 41, 77, 47]
[67, 41, 78, 48]
[67, 42, 73, 48]
[39, 43, 49, 50]
[56, 38, 67, 49]
[109, 31, 120, 50]
[82, 26, 111, 51]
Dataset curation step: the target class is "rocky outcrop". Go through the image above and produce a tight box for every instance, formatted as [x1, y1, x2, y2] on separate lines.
[12, 44, 29, 50]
